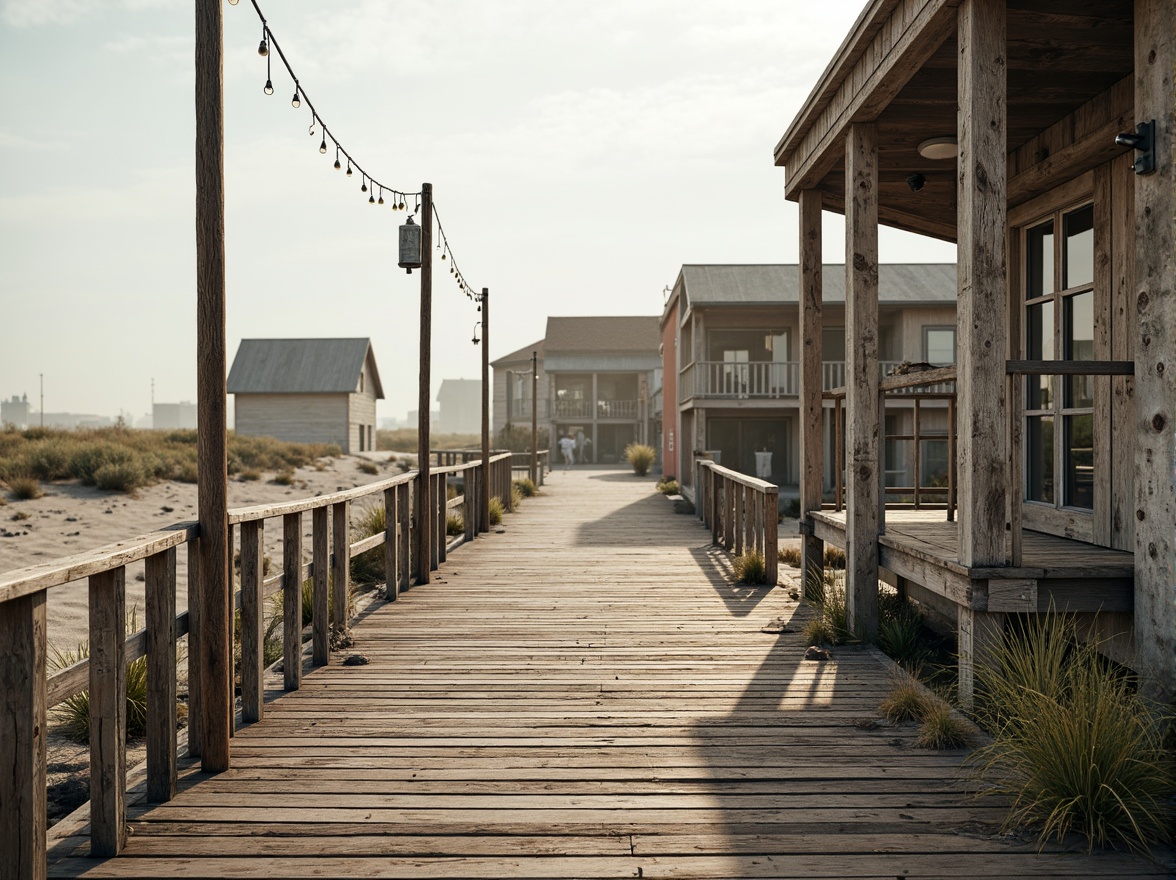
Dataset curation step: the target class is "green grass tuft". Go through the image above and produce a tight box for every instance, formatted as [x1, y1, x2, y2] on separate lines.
[916, 703, 971, 749]
[624, 443, 656, 476]
[8, 475, 43, 500]
[513, 477, 539, 497]
[488, 496, 504, 525]
[880, 679, 934, 723]
[732, 550, 768, 585]
[446, 513, 464, 537]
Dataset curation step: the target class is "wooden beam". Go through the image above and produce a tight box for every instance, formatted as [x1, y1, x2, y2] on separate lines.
[89, 568, 127, 856]
[195, 0, 230, 775]
[481, 288, 491, 534]
[312, 507, 329, 666]
[416, 182, 434, 586]
[798, 189, 826, 588]
[145, 547, 177, 803]
[332, 501, 350, 637]
[955, 0, 1008, 568]
[239, 520, 264, 723]
[384, 487, 399, 601]
[0, 591, 47, 880]
[845, 121, 881, 642]
[282, 512, 302, 691]
[1133, 0, 1176, 703]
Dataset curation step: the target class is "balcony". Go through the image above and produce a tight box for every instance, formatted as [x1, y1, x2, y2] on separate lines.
[684, 361, 956, 401]
[552, 399, 639, 420]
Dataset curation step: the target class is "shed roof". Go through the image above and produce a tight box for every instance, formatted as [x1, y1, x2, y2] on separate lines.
[678, 264, 956, 311]
[544, 316, 660, 354]
[227, 338, 384, 398]
[490, 339, 545, 369]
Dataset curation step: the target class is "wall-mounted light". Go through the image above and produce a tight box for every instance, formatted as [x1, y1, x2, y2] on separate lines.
[472, 322, 482, 345]
[917, 137, 957, 160]
[1116, 120, 1156, 175]
[907, 173, 926, 192]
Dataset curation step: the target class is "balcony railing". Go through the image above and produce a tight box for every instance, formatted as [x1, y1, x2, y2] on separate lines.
[551, 399, 639, 420]
[685, 360, 956, 401]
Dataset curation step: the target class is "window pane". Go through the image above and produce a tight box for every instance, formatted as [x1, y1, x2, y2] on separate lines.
[1064, 205, 1094, 289]
[1027, 415, 1054, 504]
[1027, 221, 1055, 298]
[925, 328, 955, 364]
[1065, 413, 1093, 509]
[1026, 301, 1053, 409]
[1065, 291, 1094, 407]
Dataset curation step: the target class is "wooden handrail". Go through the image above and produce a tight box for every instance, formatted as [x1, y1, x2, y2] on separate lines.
[695, 460, 779, 586]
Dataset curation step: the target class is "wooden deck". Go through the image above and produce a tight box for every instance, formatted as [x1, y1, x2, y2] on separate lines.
[47, 470, 1168, 878]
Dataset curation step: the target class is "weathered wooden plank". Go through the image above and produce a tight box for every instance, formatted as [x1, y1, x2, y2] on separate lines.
[185, 537, 201, 759]
[332, 501, 349, 640]
[312, 507, 329, 667]
[240, 520, 265, 723]
[282, 512, 303, 691]
[384, 487, 399, 601]
[89, 567, 128, 856]
[146, 547, 178, 803]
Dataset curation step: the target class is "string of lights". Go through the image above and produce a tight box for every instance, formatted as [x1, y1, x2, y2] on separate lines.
[228, 0, 483, 301]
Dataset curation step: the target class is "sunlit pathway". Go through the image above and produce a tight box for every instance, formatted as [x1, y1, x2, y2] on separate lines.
[48, 468, 1170, 878]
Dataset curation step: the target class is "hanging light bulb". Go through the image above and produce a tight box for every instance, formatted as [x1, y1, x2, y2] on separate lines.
[261, 34, 272, 93]
[258, 27, 269, 56]
[441, 251, 447, 261]
[292, 87, 301, 109]
[369, 190, 375, 204]
[228, 0, 239, 5]
[378, 188, 384, 205]
[398, 198, 405, 210]
[319, 136, 327, 154]
[308, 115, 316, 137]
[361, 178, 368, 193]
[263, 78, 273, 95]
[346, 161, 353, 176]
[334, 146, 341, 170]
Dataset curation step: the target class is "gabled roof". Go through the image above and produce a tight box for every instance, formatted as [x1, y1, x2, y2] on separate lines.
[678, 264, 956, 311]
[227, 338, 384, 398]
[491, 339, 545, 369]
[544, 316, 660, 353]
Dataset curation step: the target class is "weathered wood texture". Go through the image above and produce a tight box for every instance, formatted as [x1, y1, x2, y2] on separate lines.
[955, 0, 1007, 568]
[1133, 0, 1176, 702]
[145, 548, 177, 803]
[845, 121, 881, 641]
[798, 189, 825, 583]
[240, 521, 265, 723]
[416, 182, 434, 586]
[312, 507, 329, 667]
[45, 470, 1171, 878]
[332, 502, 350, 639]
[88, 568, 127, 856]
[282, 513, 303, 692]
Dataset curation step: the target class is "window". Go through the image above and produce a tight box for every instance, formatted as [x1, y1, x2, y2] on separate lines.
[923, 327, 956, 365]
[1023, 202, 1095, 510]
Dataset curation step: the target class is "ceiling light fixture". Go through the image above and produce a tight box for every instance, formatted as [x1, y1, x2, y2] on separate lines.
[917, 136, 957, 160]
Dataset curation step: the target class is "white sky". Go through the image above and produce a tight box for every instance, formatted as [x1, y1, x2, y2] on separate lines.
[0, 0, 955, 422]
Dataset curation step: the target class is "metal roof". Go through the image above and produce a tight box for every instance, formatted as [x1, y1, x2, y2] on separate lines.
[227, 338, 384, 398]
[678, 264, 957, 311]
[544, 316, 661, 353]
[490, 339, 545, 368]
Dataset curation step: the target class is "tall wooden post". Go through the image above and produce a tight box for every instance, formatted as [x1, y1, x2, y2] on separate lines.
[845, 121, 880, 642]
[416, 183, 434, 583]
[956, 0, 1008, 569]
[1133, 0, 1176, 702]
[530, 351, 538, 484]
[798, 189, 825, 591]
[195, 0, 231, 773]
[480, 288, 491, 534]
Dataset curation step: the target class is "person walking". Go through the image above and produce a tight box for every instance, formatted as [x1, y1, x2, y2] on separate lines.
[559, 433, 576, 469]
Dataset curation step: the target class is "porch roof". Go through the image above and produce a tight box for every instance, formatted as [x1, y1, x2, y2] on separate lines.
[774, 0, 1135, 241]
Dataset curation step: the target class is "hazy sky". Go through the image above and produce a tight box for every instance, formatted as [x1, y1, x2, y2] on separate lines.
[0, 0, 955, 422]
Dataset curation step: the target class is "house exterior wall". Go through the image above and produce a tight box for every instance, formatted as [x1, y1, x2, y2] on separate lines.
[235, 393, 351, 451]
[348, 389, 377, 453]
[492, 356, 548, 439]
[660, 300, 680, 480]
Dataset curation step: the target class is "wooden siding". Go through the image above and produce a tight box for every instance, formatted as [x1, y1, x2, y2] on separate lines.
[235, 394, 350, 452]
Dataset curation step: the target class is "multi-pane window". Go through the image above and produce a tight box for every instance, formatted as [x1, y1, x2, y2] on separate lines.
[923, 326, 956, 365]
[1023, 203, 1095, 510]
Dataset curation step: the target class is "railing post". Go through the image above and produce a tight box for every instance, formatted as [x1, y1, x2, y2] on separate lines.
[240, 520, 265, 722]
[146, 547, 178, 803]
[433, 474, 445, 566]
[312, 507, 329, 667]
[384, 487, 399, 601]
[185, 537, 201, 758]
[765, 486, 779, 585]
[948, 396, 957, 524]
[332, 501, 350, 636]
[464, 468, 476, 542]
[913, 397, 922, 510]
[89, 567, 127, 857]
[397, 482, 411, 590]
[0, 591, 47, 880]
[282, 512, 302, 691]
[734, 484, 745, 556]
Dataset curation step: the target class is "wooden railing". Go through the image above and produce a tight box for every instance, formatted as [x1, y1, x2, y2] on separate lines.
[694, 460, 779, 586]
[0, 452, 514, 877]
[509, 450, 549, 486]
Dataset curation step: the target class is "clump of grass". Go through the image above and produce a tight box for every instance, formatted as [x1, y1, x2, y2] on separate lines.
[779, 545, 802, 567]
[968, 612, 1175, 854]
[377, 429, 479, 452]
[880, 678, 934, 723]
[803, 567, 851, 645]
[510, 486, 524, 509]
[916, 703, 972, 749]
[93, 460, 149, 492]
[49, 609, 149, 744]
[656, 476, 680, 495]
[8, 475, 43, 500]
[446, 513, 464, 537]
[876, 591, 929, 669]
[395, 458, 412, 473]
[239, 469, 261, 482]
[488, 496, 504, 525]
[624, 443, 656, 477]
[513, 477, 539, 498]
[823, 546, 846, 569]
[350, 503, 387, 587]
[272, 469, 295, 486]
[358, 461, 379, 476]
[732, 550, 768, 585]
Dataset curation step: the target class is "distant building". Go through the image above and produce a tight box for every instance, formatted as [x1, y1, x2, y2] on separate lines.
[227, 338, 383, 454]
[491, 341, 546, 438]
[153, 401, 198, 431]
[1, 394, 30, 428]
[405, 410, 440, 429]
[436, 379, 482, 434]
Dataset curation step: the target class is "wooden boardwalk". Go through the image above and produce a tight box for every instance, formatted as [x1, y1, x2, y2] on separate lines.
[48, 469, 1169, 878]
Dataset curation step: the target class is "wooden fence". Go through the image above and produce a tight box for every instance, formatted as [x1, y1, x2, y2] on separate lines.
[694, 460, 779, 586]
[0, 452, 514, 879]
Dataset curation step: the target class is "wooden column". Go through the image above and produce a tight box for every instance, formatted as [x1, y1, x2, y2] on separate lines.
[845, 121, 881, 642]
[798, 188, 826, 586]
[89, 568, 127, 856]
[311, 508, 329, 666]
[195, 0, 230, 774]
[1133, 0, 1176, 702]
[481, 288, 491, 534]
[397, 482, 411, 590]
[384, 487, 399, 601]
[416, 182, 434, 585]
[282, 513, 302, 691]
[239, 520, 264, 722]
[332, 501, 350, 634]
[185, 538, 201, 758]
[956, 0, 1008, 568]
[0, 591, 47, 879]
[957, 607, 1005, 710]
[146, 547, 177, 803]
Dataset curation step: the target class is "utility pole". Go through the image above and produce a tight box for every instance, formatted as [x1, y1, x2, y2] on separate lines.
[530, 351, 538, 484]
[416, 183, 433, 584]
[480, 288, 490, 534]
[195, 0, 230, 773]
[39, 374, 43, 428]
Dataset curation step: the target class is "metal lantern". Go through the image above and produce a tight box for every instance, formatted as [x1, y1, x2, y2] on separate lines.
[398, 216, 422, 274]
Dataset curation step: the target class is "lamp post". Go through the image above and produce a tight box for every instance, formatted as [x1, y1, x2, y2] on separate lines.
[479, 289, 490, 533]
[530, 351, 538, 485]
[415, 183, 433, 585]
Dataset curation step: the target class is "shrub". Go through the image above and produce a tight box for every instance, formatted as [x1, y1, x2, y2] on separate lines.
[732, 550, 768, 585]
[358, 461, 379, 475]
[350, 503, 387, 587]
[510, 486, 524, 509]
[876, 594, 928, 669]
[488, 496, 504, 525]
[804, 568, 850, 645]
[495, 424, 551, 454]
[968, 612, 1175, 853]
[824, 546, 846, 569]
[779, 546, 802, 567]
[624, 443, 656, 477]
[93, 460, 149, 492]
[8, 476, 43, 500]
[513, 477, 539, 497]
[272, 470, 295, 486]
[916, 703, 971, 749]
[880, 679, 933, 723]
[446, 514, 464, 537]
[239, 469, 261, 482]
[25, 439, 74, 481]
[656, 478, 680, 495]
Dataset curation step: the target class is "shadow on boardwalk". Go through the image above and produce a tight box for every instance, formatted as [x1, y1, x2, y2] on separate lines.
[48, 469, 1173, 878]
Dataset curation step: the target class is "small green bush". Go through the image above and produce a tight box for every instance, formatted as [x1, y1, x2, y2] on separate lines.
[513, 477, 539, 498]
[780, 497, 801, 518]
[358, 461, 379, 475]
[804, 568, 850, 645]
[446, 513, 464, 537]
[8, 475, 43, 500]
[488, 496, 504, 525]
[656, 478, 680, 495]
[239, 469, 261, 482]
[916, 703, 971, 750]
[272, 469, 295, 486]
[494, 424, 551, 454]
[732, 550, 768, 585]
[93, 460, 149, 492]
[880, 679, 933, 723]
[624, 443, 656, 477]
[779, 546, 802, 567]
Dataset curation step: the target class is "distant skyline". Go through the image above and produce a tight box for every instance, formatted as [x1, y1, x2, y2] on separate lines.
[0, 0, 955, 421]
